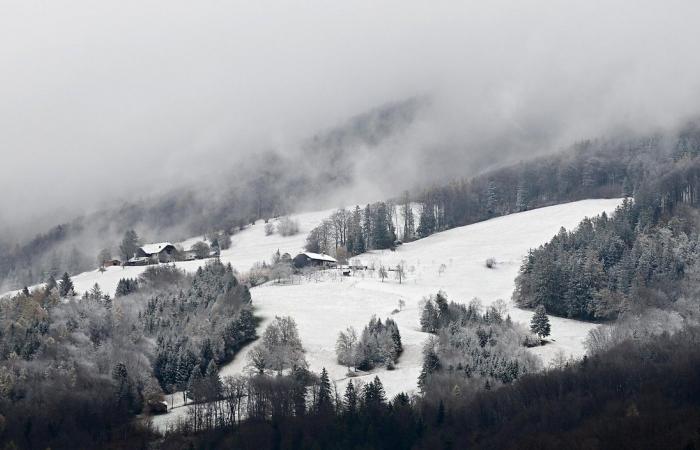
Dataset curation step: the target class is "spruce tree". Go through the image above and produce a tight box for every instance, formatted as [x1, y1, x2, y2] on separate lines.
[417, 201, 436, 237]
[316, 367, 333, 414]
[363, 204, 373, 249]
[371, 376, 386, 406]
[373, 203, 392, 249]
[58, 272, 74, 297]
[516, 182, 529, 211]
[205, 360, 222, 401]
[401, 191, 415, 241]
[486, 179, 498, 214]
[344, 380, 357, 414]
[187, 365, 203, 402]
[418, 343, 440, 392]
[530, 304, 551, 342]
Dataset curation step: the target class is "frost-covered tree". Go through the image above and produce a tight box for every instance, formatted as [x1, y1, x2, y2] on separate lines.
[378, 265, 388, 282]
[336, 327, 358, 370]
[530, 305, 551, 341]
[249, 316, 306, 375]
[192, 241, 211, 259]
[119, 229, 140, 260]
[395, 262, 406, 284]
[58, 272, 74, 297]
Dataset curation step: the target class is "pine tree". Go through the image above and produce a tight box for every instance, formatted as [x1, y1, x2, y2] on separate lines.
[486, 179, 499, 215]
[530, 304, 551, 342]
[89, 283, 103, 301]
[516, 182, 529, 212]
[205, 360, 222, 401]
[420, 300, 438, 333]
[344, 380, 357, 414]
[436, 399, 445, 425]
[401, 191, 415, 241]
[417, 200, 436, 237]
[352, 206, 366, 254]
[417, 342, 440, 392]
[622, 176, 633, 197]
[187, 365, 204, 402]
[58, 272, 74, 297]
[316, 367, 333, 414]
[373, 203, 393, 249]
[363, 204, 373, 249]
[371, 376, 386, 406]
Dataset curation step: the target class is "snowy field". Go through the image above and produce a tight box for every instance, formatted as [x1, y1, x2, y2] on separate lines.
[151, 198, 623, 430]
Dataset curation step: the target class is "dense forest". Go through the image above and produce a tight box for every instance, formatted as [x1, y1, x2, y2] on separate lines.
[514, 153, 700, 320]
[0, 260, 255, 449]
[159, 319, 700, 449]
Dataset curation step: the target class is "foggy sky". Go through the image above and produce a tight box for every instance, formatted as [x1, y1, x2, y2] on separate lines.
[2, 0, 700, 234]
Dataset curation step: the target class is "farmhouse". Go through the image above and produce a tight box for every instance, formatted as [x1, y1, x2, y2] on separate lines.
[293, 252, 337, 269]
[136, 242, 177, 263]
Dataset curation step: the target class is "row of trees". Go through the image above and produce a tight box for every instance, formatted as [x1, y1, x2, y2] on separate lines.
[305, 202, 399, 259]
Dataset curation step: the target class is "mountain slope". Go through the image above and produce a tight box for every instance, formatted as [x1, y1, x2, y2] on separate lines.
[152, 198, 622, 430]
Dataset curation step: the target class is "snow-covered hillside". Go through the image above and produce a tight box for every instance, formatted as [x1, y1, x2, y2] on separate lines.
[152, 198, 622, 430]
[2, 208, 334, 299]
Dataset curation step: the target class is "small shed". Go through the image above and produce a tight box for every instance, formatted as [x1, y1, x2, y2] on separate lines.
[102, 259, 121, 267]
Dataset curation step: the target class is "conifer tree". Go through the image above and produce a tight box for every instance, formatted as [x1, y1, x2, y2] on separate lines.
[58, 272, 74, 297]
[363, 204, 373, 249]
[516, 182, 529, 211]
[344, 380, 357, 414]
[530, 304, 551, 342]
[417, 200, 436, 237]
[316, 367, 333, 414]
[373, 203, 393, 249]
[418, 341, 440, 392]
[187, 365, 204, 402]
[486, 179, 499, 214]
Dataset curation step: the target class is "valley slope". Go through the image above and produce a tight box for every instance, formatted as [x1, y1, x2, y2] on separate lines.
[151, 198, 622, 430]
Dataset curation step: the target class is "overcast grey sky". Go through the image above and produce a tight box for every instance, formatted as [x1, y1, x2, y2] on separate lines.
[2, 0, 700, 231]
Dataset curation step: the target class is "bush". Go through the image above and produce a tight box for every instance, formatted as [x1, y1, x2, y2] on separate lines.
[485, 258, 496, 269]
[277, 216, 300, 237]
[139, 264, 184, 289]
[264, 222, 275, 236]
[522, 333, 541, 348]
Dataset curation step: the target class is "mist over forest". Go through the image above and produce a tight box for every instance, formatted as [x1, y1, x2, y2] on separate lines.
[3, 2, 700, 449]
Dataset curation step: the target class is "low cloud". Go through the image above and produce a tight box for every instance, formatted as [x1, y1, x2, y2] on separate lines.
[2, 0, 700, 235]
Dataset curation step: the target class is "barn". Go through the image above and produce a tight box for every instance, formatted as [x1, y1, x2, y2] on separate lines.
[293, 252, 337, 269]
[136, 242, 177, 263]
